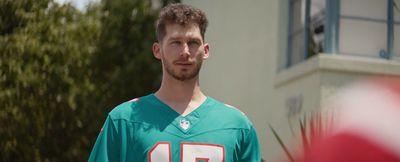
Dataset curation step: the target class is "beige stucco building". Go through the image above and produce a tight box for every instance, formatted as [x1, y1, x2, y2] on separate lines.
[184, 0, 400, 161]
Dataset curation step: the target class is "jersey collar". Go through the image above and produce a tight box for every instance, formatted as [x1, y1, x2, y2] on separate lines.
[148, 94, 213, 134]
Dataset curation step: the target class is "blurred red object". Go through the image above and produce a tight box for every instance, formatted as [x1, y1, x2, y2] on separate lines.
[298, 77, 400, 162]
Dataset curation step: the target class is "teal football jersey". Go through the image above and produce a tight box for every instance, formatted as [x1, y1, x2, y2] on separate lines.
[88, 94, 260, 162]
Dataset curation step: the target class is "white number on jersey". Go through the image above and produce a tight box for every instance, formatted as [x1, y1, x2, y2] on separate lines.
[148, 142, 225, 162]
[149, 142, 171, 162]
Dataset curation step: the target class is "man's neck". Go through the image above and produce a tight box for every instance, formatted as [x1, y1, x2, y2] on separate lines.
[155, 76, 207, 116]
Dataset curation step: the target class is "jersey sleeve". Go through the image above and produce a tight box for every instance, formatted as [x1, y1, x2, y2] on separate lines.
[239, 125, 261, 162]
[88, 115, 128, 162]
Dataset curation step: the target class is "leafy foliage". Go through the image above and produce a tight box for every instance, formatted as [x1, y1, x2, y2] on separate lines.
[0, 0, 178, 161]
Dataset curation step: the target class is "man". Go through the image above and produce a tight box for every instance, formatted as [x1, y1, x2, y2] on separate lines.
[88, 3, 260, 162]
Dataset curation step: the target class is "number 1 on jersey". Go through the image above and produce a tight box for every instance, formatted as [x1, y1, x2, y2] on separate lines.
[149, 142, 172, 162]
[149, 142, 225, 162]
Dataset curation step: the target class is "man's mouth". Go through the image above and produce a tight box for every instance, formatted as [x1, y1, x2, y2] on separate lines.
[175, 61, 194, 66]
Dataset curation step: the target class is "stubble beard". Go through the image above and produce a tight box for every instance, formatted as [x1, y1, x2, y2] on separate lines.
[162, 57, 203, 81]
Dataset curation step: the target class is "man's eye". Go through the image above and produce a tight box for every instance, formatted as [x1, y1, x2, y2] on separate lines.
[188, 41, 200, 46]
[171, 41, 180, 45]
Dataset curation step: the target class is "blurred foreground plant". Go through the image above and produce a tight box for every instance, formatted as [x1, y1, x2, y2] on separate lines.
[269, 111, 335, 162]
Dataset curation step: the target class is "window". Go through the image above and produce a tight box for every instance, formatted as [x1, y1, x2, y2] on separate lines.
[287, 0, 326, 67]
[340, 0, 387, 58]
[394, 0, 400, 60]
[286, 0, 399, 68]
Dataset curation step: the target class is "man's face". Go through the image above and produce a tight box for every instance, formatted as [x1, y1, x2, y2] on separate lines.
[153, 23, 209, 81]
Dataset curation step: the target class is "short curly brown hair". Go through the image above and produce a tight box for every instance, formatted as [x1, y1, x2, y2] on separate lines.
[156, 3, 208, 42]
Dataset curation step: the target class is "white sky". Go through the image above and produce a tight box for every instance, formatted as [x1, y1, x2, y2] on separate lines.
[54, 0, 100, 11]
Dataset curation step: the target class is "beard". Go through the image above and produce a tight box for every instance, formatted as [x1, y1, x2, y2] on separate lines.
[162, 55, 203, 81]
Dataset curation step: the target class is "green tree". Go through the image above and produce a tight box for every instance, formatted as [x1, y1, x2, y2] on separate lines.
[0, 0, 101, 161]
[0, 0, 179, 161]
[87, 0, 179, 152]
[92, 0, 179, 111]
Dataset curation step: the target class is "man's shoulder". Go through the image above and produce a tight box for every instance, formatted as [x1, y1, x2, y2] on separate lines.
[209, 97, 246, 116]
[207, 97, 254, 129]
[108, 95, 152, 121]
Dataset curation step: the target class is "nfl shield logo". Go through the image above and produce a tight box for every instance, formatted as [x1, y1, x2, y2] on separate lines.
[179, 119, 190, 130]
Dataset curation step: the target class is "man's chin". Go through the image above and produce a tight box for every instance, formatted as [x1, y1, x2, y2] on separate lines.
[173, 73, 198, 81]
[174, 76, 195, 81]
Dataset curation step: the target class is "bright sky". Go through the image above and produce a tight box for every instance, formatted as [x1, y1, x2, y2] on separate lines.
[54, 0, 100, 11]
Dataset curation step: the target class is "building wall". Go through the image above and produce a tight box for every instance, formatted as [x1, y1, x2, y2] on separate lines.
[182, 0, 285, 161]
[182, 0, 400, 161]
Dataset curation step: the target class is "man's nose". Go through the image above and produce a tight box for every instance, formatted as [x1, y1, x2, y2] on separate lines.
[180, 43, 190, 57]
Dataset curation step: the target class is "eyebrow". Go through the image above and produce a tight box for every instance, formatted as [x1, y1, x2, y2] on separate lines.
[168, 35, 202, 40]
[188, 38, 202, 42]
[166, 36, 182, 42]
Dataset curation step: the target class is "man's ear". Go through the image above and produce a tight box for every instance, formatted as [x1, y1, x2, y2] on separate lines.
[152, 42, 161, 60]
[203, 43, 210, 59]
